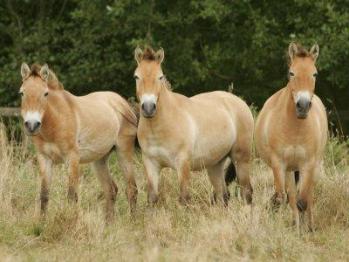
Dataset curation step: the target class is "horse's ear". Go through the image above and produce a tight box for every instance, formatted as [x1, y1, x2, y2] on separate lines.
[310, 44, 319, 62]
[39, 64, 50, 82]
[21, 63, 31, 80]
[155, 48, 164, 64]
[134, 47, 143, 64]
[288, 42, 298, 61]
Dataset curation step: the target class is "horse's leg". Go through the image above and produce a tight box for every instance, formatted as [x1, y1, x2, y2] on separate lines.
[297, 165, 316, 231]
[207, 160, 227, 206]
[37, 154, 52, 216]
[177, 159, 191, 205]
[67, 150, 80, 203]
[270, 162, 286, 209]
[143, 154, 161, 205]
[286, 171, 299, 232]
[92, 156, 118, 223]
[116, 136, 138, 214]
[231, 148, 253, 204]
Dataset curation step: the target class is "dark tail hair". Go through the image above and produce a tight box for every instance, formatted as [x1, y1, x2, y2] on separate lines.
[225, 161, 237, 186]
[294, 171, 300, 185]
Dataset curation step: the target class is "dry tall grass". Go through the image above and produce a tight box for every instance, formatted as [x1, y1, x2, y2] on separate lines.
[0, 123, 348, 261]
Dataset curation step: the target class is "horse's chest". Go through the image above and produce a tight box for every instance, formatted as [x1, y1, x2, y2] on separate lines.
[141, 136, 175, 167]
[40, 142, 64, 163]
[282, 145, 307, 169]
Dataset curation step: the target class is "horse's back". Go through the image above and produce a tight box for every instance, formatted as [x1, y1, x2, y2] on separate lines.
[72, 91, 137, 162]
[190, 91, 254, 135]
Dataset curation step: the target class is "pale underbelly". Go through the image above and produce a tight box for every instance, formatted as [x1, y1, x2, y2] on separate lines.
[144, 143, 232, 171]
[40, 140, 115, 164]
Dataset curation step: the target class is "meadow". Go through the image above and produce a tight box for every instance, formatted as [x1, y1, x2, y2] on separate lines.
[0, 123, 348, 261]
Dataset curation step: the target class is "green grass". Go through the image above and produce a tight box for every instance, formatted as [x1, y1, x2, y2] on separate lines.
[0, 125, 348, 261]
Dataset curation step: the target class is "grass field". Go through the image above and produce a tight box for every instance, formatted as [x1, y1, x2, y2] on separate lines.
[0, 125, 348, 261]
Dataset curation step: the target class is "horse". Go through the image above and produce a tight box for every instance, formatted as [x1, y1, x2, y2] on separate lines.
[255, 43, 328, 231]
[133, 47, 254, 206]
[19, 63, 138, 222]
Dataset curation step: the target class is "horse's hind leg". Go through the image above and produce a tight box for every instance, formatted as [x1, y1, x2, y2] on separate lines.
[116, 136, 138, 213]
[37, 154, 52, 216]
[231, 147, 253, 204]
[207, 160, 228, 206]
[93, 156, 118, 222]
[286, 171, 299, 232]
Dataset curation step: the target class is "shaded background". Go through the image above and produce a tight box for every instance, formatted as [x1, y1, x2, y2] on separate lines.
[0, 0, 348, 134]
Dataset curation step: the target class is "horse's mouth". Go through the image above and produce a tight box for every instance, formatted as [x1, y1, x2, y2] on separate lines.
[296, 113, 308, 119]
[24, 128, 40, 136]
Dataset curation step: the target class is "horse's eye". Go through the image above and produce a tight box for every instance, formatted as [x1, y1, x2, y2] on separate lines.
[313, 73, 318, 78]
[134, 75, 139, 80]
[289, 72, 295, 77]
[44, 92, 49, 97]
[159, 75, 164, 80]
[19, 91, 23, 97]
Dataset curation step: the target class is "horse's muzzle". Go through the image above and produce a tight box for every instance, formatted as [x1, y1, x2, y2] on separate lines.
[24, 120, 41, 135]
[141, 102, 157, 118]
[296, 98, 312, 119]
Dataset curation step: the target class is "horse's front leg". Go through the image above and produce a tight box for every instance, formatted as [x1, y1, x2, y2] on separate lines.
[67, 150, 80, 203]
[271, 161, 286, 209]
[177, 159, 191, 205]
[297, 164, 316, 231]
[286, 171, 300, 232]
[37, 154, 52, 216]
[143, 154, 160, 205]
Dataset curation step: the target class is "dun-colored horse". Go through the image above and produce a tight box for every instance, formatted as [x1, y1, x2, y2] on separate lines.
[19, 63, 138, 221]
[255, 43, 328, 231]
[134, 47, 254, 205]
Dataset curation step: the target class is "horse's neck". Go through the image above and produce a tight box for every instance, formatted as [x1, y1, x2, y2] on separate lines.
[39, 91, 72, 141]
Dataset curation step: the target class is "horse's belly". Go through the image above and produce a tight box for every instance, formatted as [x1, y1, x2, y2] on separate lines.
[78, 135, 116, 163]
[191, 141, 232, 170]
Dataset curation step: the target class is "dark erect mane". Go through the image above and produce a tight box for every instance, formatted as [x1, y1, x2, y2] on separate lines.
[29, 64, 64, 90]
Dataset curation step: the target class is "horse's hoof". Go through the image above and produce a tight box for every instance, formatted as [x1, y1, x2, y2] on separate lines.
[179, 194, 191, 205]
[270, 193, 283, 211]
[297, 199, 307, 212]
[67, 188, 78, 203]
[147, 192, 159, 206]
[245, 191, 253, 205]
[223, 191, 231, 206]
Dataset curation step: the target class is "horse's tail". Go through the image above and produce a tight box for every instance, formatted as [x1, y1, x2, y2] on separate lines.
[294, 171, 300, 185]
[225, 161, 237, 186]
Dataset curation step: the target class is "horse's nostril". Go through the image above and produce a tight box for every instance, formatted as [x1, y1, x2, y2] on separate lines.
[296, 101, 301, 108]
[141, 103, 145, 111]
[34, 121, 41, 130]
[152, 103, 156, 110]
[24, 121, 30, 129]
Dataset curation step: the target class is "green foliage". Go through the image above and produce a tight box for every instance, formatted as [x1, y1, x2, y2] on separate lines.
[0, 0, 348, 119]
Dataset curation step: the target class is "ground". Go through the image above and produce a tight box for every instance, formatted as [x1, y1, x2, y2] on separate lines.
[0, 130, 348, 261]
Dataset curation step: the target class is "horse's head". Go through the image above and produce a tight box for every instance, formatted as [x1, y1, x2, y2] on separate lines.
[287, 43, 319, 119]
[19, 63, 51, 135]
[134, 47, 165, 118]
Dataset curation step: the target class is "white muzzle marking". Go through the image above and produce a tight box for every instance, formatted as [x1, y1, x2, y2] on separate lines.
[141, 94, 157, 105]
[295, 91, 311, 104]
[24, 111, 42, 123]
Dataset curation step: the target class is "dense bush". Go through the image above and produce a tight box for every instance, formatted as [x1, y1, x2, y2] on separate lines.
[1, 0, 348, 119]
